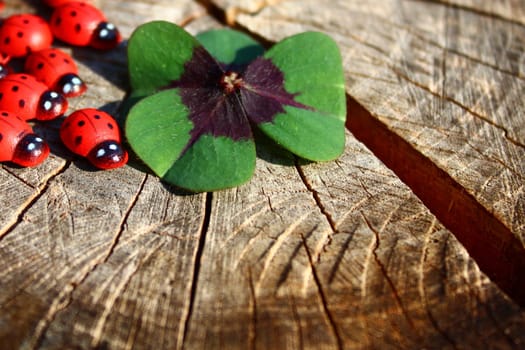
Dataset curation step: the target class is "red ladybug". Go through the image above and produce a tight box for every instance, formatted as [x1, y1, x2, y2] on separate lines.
[60, 109, 128, 169]
[25, 48, 87, 98]
[43, 0, 91, 8]
[0, 14, 53, 58]
[0, 73, 68, 121]
[0, 110, 50, 167]
[50, 2, 121, 50]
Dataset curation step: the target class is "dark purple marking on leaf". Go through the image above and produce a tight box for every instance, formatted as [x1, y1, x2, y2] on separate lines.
[169, 46, 252, 143]
[168, 46, 311, 145]
[241, 57, 310, 124]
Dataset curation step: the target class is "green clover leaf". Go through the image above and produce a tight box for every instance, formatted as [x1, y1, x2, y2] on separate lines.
[125, 21, 346, 192]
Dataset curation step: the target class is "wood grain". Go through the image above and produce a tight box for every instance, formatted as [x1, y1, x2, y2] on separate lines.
[225, 0, 525, 301]
[0, 0, 524, 349]
[437, 0, 525, 25]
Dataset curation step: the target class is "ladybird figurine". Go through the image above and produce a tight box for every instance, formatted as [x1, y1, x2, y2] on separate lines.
[60, 109, 128, 169]
[25, 48, 87, 98]
[0, 14, 53, 58]
[0, 110, 50, 167]
[0, 74, 68, 121]
[50, 2, 121, 50]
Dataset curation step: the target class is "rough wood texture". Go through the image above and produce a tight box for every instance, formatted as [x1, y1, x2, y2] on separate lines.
[0, 1, 524, 349]
[227, 0, 525, 304]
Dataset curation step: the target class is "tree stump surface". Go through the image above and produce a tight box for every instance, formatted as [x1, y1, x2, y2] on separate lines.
[0, 1, 524, 349]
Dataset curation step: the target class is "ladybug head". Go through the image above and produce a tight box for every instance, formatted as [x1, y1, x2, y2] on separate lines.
[0, 64, 9, 80]
[87, 140, 128, 170]
[37, 90, 68, 121]
[12, 133, 50, 167]
[56, 73, 87, 98]
[91, 22, 121, 50]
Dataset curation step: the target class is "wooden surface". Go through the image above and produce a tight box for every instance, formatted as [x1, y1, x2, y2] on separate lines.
[0, 0, 524, 349]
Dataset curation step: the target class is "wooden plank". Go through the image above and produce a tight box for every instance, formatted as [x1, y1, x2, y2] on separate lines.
[226, 0, 525, 302]
[0, 0, 523, 349]
[183, 129, 525, 348]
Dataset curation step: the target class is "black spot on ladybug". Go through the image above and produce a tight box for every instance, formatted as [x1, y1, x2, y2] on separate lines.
[19, 99, 25, 108]
[107, 123, 114, 129]
[50, 52, 57, 58]
[64, 58, 70, 64]
[75, 135, 82, 145]
[26, 46, 32, 55]
[77, 120, 85, 127]
[70, 11, 77, 17]
[0, 93, 3, 100]
[23, 19, 29, 24]
[94, 115, 101, 119]
[1, 112, 8, 116]
[20, 75, 28, 80]
[4, 37, 10, 45]
[0, 133, 3, 142]
[75, 24, 81, 33]
[55, 17, 62, 26]
[37, 63, 44, 69]
[17, 32, 23, 38]
[12, 85, 19, 92]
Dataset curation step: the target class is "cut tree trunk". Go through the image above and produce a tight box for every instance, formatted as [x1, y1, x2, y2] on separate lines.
[0, 1, 523, 349]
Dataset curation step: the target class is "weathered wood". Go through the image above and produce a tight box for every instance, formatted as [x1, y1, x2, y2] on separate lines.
[438, 0, 525, 25]
[0, 1, 524, 349]
[226, 0, 525, 302]
[183, 129, 525, 349]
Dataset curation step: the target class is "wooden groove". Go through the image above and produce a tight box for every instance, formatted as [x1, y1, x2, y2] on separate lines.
[345, 95, 525, 307]
[180, 192, 213, 349]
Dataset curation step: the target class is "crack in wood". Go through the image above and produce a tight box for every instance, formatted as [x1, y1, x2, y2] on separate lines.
[180, 191, 212, 350]
[102, 175, 150, 265]
[195, 0, 228, 24]
[246, 267, 257, 350]
[295, 159, 338, 234]
[0, 161, 70, 241]
[360, 212, 418, 333]
[299, 233, 343, 350]
[1, 166, 37, 189]
[346, 94, 525, 307]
